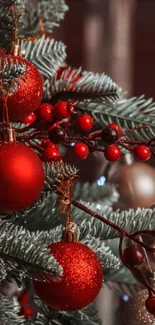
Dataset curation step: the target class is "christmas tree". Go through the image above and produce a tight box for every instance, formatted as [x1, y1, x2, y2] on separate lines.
[0, 1, 155, 324]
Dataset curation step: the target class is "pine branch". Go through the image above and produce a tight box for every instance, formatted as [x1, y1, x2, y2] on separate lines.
[78, 96, 155, 141]
[0, 0, 25, 31]
[81, 237, 120, 270]
[0, 221, 62, 283]
[21, 37, 67, 78]
[0, 57, 26, 94]
[27, 297, 102, 325]
[38, 0, 68, 31]
[44, 162, 79, 191]
[73, 181, 119, 206]
[20, 0, 68, 39]
[77, 203, 155, 240]
[0, 294, 24, 325]
[44, 67, 122, 103]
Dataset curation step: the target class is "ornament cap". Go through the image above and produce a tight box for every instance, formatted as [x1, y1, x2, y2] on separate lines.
[13, 40, 21, 56]
[0, 124, 16, 142]
[62, 222, 78, 242]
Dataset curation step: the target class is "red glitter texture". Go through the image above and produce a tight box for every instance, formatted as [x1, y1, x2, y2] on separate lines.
[0, 56, 43, 122]
[33, 241, 103, 311]
[0, 141, 44, 212]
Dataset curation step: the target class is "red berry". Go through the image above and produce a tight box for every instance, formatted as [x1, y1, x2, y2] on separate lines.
[42, 147, 61, 162]
[49, 126, 67, 144]
[123, 245, 145, 267]
[134, 145, 151, 161]
[54, 101, 70, 120]
[36, 103, 54, 122]
[76, 114, 93, 132]
[73, 142, 89, 160]
[43, 141, 59, 150]
[145, 296, 155, 315]
[108, 123, 121, 136]
[104, 144, 121, 161]
[22, 113, 36, 125]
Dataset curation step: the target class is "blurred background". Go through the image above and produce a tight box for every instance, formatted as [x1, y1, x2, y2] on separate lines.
[55, 0, 155, 99]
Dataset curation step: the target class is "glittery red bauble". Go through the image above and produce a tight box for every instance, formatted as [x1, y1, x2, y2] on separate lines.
[33, 241, 103, 311]
[0, 141, 44, 212]
[0, 56, 43, 121]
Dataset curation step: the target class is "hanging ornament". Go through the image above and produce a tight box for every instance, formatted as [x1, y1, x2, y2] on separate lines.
[0, 56, 43, 121]
[121, 289, 155, 325]
[33, 180, 103, 311]
[0, 125, 44, 212]
[33, 241, 103, 311]
[108, 162, 155, 209]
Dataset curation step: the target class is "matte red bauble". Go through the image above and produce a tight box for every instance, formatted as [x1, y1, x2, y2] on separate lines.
[33, 242, 103, 311]
[0, 56, 43, 121]
[0, 141, 44, 212]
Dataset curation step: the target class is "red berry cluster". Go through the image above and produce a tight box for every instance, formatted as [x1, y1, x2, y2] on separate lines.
[22, 101, 77, 125]
[103, 124, 151, 162]
[22, 104, 152, 163]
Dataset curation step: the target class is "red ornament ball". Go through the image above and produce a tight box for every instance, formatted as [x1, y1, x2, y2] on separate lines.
[0, 141, 44, 212]
[36, 103, 54, 122]
[123, 245, 145, 267]
[22, 112, 36, 125]
[73, 142, 89, 160]
[42, 147, 61, 162]
[145, 296, 155, 315]
[0, 56, 43, 122]
[54, 101, 70, 120]
[104, 144, 121, 161]
[108, 123, 121, 136]
[76, 114, 93, 132]
[33, 241, 103, 311]
[134, 145, 151, 161]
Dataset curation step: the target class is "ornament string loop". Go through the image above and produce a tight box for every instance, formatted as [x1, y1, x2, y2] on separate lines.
[57, 179, 77, 242]
[10, 5, 20, 56]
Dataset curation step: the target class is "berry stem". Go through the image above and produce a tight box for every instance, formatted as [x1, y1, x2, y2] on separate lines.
[71, 199, 155, 253]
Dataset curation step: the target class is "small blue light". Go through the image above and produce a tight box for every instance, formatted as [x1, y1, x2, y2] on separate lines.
[122, 295, 129, 302]
[97, 176, 106, 186]
[70, 142, 75, 147]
